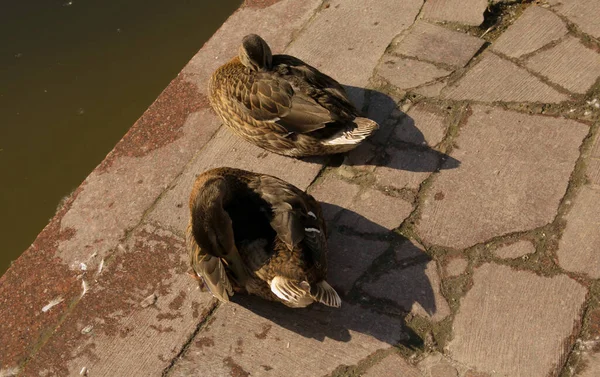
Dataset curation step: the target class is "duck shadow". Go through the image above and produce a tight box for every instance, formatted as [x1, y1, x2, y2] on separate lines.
[230, 204, 436, 350]
[303, 85, 460, 173]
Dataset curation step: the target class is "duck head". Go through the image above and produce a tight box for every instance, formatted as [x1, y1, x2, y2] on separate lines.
[239, 34, 272, 71]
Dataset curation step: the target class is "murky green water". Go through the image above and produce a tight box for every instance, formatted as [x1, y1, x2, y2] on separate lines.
[0, 0, 242, 276]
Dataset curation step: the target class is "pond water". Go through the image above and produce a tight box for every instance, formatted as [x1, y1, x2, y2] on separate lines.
[0, 0, 242, 276]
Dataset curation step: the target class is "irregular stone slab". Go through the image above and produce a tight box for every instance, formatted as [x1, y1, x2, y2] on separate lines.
[549, 0, 600, 39]
[393, 21, 485, 67]
[578, 353, 600, 377]
[169, 300, 406, 377]
[445, 257, 468, 277]
[422, 0, 487, 26]
[362, 257, 451, 322]
[286, 0, 424, 89]
[526, 36, 600, 94]
[449, 264, 587, 377]
[20, 223, 216, 376]
[374, 147, 440, 191]
[418, 353, 461, 377]
[492, 5, 568, 58]
[328, 230, 389, 293]
[493, 240, 535, 259]
[308, 175, 361, 221]
[418, 106, 588, 249]
[413, 80, 447, 97]
[376, 55, 452, 90]
[148, 127, 324, 233]
[588, 158, 600, 186]
[443, 53, 568, 103]
[396, 104, 448, 147]
[364, 353, 423, 377]
[557, 186, 600, 278]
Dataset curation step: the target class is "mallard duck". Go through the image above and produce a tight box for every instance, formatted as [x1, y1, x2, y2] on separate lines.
[208, 34, 379, 157]
[186, 167, 341, 308]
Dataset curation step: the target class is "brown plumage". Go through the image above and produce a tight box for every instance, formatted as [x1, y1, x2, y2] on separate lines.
[186, 167, 341, 308]
[208, 34, 379, 157]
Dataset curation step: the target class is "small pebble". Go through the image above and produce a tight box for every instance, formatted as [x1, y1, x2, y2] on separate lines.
[140, 293, 158, 308]
[81, 325, 94, 334]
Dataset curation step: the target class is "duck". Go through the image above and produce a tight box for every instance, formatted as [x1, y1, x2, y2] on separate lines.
[208, 34, 379, 157]
[186, 167, 341, 308]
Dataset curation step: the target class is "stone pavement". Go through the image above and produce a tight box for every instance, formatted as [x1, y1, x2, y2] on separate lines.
[1, 0, 600, 376]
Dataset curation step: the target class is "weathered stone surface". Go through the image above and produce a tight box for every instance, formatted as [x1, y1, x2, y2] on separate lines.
[443, 52, 569, 103]
[526, 36, 600, 94]
[364, 353, 423, 377]
[493, 240, 535, 259]
[588, 158, 600, 186]
[376, 55, 451, 90]
[422, 0, 487, 26]
[418, 353, 460, 377]
[450, 264, 586, 377]
[328, 231, 389, 293]
[148, 127, 324, 232]
[492, 6, 567, 58]
[445, 257, 468, 277]
[549, 0, 600, 39]
[338, 188, 413, 232]
[308, 175, 361, 221]
[578, 353, 600, 377]
[393, 21, 485, 67]
[169, 301, 406, 377]
[413, 80, 447, 97]
[418, 106, 588, 249]
[363, 244, 450, 322]
[557, 186, 600, 278]
[286, 0, 423, 89]
[374, 147, 440, 190]
[396, 104, 448, 147]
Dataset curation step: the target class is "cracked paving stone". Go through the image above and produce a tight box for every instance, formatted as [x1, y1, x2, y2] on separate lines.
[418, 106, 588, 249]
[493, 240, 535, 260]
[376, 55, 452, 90]
[308, 175, 361, 222]
[395, 103, 448, 147]
[422, 0, 487, 26]
[549, 0, 600, 39]
[448, 263, 587, 377]
[374, 147, 440, 191]
[526, 36, 600, 94]
[492, 5, 568, 59]
[363, 353, 423, 377]
[557, 186, 600, 278]
[445, 257, 468, 277]
[442, 52, 568, 103]
[418, 353, 460, 377]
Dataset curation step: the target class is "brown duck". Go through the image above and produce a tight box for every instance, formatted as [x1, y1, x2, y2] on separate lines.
[186, 167, 341, 308]
[208, 34, 379, 157]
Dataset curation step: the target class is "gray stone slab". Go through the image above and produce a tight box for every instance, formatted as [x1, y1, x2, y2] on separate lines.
[443, 52, 569, 103]
[492, 5, 568, 58]
[376, 55, 452, 90]
[448, 263, 587, 377]
[549, 0, 600, 39]
[364, 353, 423, 377]
[493, 240, 535, 259]
[286, 0, 424, 89]
[169, 301, 406, 377]
[557, 186, 600, 278]
[396, 104, 448, 147]
[374, 147, 440, 191]
[526, 36, 600, 94]
[418, 106, 588, 249]
[393, 21, 485, 67]
[422, 0, 488, 26]
[445, 257, 468, 277]
[148, 127, 324, 233]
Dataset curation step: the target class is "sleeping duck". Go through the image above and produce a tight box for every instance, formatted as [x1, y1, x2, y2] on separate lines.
[208, 34, 379, 157]
[186, 167, 341, 308]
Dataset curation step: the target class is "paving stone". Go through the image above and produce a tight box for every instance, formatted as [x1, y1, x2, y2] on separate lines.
[448, 263, 587, 377]
[395, 104, 448, 147]
[549, 0, 600, 39]
[20, 223, 216, 376]
[308, 175, 361, 222]
[526, 36, 600, 94]
[286, 0, 423, 89]
[393, 21, 485, 67]
[443, 52, 569, 103]
[363, 245, 450, 322]
[338, 188, 413, 233]
[169, 300, 406, 377]
[327, 231, 389, 293]
[418, 353, 462, 377]
[492, 6, 568, 58]
[493, 240, 535, 259]
[588, 158, 600, 186]
[445, 257, 468, 277]
[422, 0, 487, 26]
[364, 353, 423, 377]
[413, 80, 447, 97]
[578, 353, 600, 377]
[148, 127, 324, 232]
[418, 106, 588, 249]
[376, 55, 452, 90]
[557, 186, 600, 278]
[374, 147, 440, 191]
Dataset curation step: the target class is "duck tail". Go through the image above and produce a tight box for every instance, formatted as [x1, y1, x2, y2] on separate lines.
[322, 117, 379, 146]
[310, 280, 341, 308]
